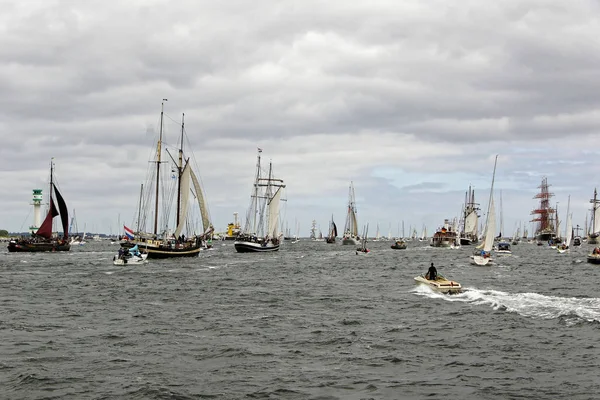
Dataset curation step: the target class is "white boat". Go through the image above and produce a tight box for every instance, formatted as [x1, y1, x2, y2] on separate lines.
[234, 149, 285, 253]
[342, 182, 360, 245]
[113, 245, 148, 265]
[471, 156, 498, 266]
[558, 198, 572, 254]
[414, 275, 462, 294]
[495, 241, 511, 255]
[113, 253, 148, 265]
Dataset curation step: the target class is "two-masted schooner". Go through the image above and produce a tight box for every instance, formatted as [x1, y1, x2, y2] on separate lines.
[121, 101, 213, 258]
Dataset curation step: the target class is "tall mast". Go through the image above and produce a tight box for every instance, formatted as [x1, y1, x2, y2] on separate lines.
[483, 155, 498, 235]
[154, 99, 167, 235]
[50, 158, 54, 234]
[252, 149, 262, 234]
[137, 184, 143, 234]
[176, 113, 185, 227]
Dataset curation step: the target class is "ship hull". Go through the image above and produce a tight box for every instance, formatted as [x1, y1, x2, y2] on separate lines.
[121, 240, 201, 258]
[342, 237, 358, 245]
[234, 240, 279, 252]
[7, 240, 71, 252]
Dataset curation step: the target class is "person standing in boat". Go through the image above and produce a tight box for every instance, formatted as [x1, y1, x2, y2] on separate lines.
[426, 263, 437, 280]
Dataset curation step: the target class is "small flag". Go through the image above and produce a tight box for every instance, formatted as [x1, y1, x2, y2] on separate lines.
[257, 147, 263, 153]
[124, 225, 134, 240]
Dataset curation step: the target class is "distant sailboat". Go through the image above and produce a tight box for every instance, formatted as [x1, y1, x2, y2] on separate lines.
[326, 215, 337, 243]
[460, 185, 479, 245]
[342, 182, 359, 245]
[234, 148, 285, 252]
[588, 189, 600, 244]
[471, 155, 498, 266]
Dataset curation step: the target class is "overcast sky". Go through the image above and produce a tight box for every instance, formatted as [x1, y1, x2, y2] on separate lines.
[2, 0, 600, 238]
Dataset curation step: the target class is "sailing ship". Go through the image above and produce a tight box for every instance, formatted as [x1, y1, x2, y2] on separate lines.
[356, 224, 370, 254]
[588, 189, 600, 244]
[460, 185, 479, 245]
[234, 148, 285, 252]
[326, 215, 337, 243]
[121, 101, 213, 258]
[7, 159, 70, 253]
[471, 155, 498, 266]
[342, 182, 360, 245]
[531, 178, 557, 243]
[310, 220, 317, 240]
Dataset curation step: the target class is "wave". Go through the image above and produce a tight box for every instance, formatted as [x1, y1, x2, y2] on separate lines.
[412, 285, 600, 323]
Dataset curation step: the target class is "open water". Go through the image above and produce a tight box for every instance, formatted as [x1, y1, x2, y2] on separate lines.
[1, 239, 600, 399]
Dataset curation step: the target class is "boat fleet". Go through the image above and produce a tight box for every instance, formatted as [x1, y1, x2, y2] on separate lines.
[6, 106, 600, 271]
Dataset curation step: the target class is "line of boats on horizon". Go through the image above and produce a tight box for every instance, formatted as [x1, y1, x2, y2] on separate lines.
[5, 105, 600, 264]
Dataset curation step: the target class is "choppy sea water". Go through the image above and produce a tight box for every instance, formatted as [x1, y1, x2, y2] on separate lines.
[1, 239, 600, 399]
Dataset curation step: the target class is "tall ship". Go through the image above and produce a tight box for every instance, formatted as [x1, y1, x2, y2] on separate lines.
[530, 177, 557, 242]
[459, 185, 480, 245]
[8, 159, 70, 253]
[121, 101, 213, 258]
[588, 189, 600, 244]
[234, 148, 285, 252]
[342, 182, 360, 245]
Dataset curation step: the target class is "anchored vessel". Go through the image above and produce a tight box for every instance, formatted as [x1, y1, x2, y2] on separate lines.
[8, 159, 70, 253]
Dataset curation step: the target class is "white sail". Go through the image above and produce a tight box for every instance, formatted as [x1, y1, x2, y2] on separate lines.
[594, 206, 600, 235]
[190, 169, 211, 233]
[267, 187, 282, 238]
[173, 163, 191, 238]
[483, 197, 496, 252]
[465, 211, 478, 236]
[565, 213, 573, 245]
[350, 210, 358, 236]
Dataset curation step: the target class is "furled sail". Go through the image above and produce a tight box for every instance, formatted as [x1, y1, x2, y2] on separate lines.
[36, 198, 59, 239]
[173, 163, 191, 238]
[190, 169, 211, 233]
[267, 187, 282, 238]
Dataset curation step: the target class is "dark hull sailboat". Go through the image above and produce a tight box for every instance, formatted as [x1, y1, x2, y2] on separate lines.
[234, 149, 285, 253]
[326, 216, 337, 243]
[121, 102, 212, 259]
[7, 159, 70, 253]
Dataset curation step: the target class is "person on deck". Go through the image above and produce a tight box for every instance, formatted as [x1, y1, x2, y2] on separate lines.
[426, 263, 437, 280]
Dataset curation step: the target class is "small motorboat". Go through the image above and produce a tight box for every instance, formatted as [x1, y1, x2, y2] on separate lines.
[391, 240, 407, 249]
[113, 244, 148, 265]
[414, 275, 462, 294]
[113, 252, 148, 265]
[587, 248, 600, 264]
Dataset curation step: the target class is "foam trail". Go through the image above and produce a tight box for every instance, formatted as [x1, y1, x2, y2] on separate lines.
[413, 286, 600, 323]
